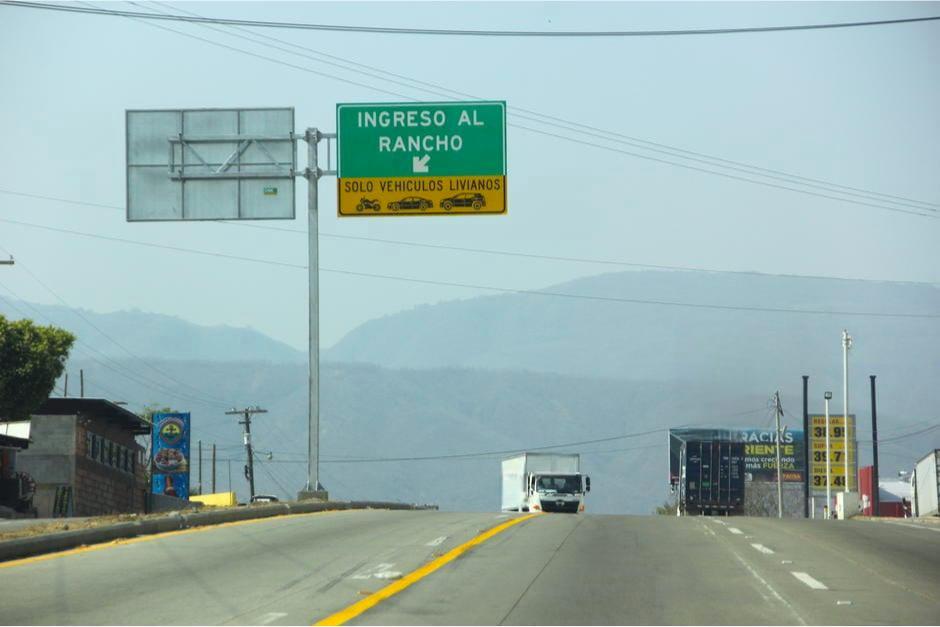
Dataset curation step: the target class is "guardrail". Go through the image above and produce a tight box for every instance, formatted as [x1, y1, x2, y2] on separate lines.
[0, 500, 438, 563]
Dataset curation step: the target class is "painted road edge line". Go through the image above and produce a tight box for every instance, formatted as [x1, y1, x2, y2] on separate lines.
[792, 571, 828, 590]
[314, 514, 539, 626]
[0, 510, 338, 570]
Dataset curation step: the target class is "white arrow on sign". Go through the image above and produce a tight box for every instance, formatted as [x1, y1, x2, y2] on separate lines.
[412, 154, 430, 173]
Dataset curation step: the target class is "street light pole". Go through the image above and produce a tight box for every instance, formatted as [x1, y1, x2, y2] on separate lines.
[824, 391, 833, 519]
[842, 329, 852, 492]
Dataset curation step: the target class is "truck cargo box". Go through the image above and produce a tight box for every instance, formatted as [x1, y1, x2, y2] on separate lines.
[679, 440, 745, 516]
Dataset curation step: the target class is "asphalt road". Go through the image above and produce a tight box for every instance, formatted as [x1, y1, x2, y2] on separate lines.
[1, 510, 938, 625]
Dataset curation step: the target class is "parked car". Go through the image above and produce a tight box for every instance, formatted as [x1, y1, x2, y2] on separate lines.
[441, 192, 485, 210]
[250, 494, 279, 504]
[356, 197, 381, 212]
[388, 196, 432, 211]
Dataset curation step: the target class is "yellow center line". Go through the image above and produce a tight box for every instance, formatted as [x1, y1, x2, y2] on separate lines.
[0, 509, 342, 569]
[313, 513, 540, 626]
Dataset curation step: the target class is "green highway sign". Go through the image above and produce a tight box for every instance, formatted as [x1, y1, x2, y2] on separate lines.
[336, 101, 507, 216]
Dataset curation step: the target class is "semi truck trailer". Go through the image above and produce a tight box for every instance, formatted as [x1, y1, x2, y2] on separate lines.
[501, 452, 590, 513]
[911, 449, 940, 517]
[678, 440, 745, 516]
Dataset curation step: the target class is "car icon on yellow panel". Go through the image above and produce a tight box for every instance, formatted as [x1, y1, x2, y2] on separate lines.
[388, 196, 432, 211]
[441, 193, 485, 210]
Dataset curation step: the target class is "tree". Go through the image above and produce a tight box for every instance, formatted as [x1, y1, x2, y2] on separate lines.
[0, 314, 75, 420]
[654, 496, 678, 515]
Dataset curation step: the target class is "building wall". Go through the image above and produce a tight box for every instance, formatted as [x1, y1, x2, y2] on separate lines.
[75, 418, 146, 516]
[16, 415, 77, 517]
[744, 480, 805, 518]
[17, 414, 147, 517]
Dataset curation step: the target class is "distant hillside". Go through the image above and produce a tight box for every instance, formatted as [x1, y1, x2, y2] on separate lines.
[0, 300, 304, 363]
[56, 359, 940, 515]
[4, 270, 937, 514]
[326, 270, 940, 392]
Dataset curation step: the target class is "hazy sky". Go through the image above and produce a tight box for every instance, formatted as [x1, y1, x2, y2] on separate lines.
[1, 1, 938, 351]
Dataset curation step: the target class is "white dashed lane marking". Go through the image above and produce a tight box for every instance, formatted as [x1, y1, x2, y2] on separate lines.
[425, 536, 447, 547]
[751, 543, 775, 554]
[792, 571, 828, 590]
[728, 527, 744, 535]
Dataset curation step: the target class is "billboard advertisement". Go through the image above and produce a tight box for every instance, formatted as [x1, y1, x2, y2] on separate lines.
[151, 412, 191, 499]
[669, 427, 805, 485]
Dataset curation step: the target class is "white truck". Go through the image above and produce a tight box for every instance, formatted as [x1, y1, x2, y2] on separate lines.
[911, 449, 940, 517]
[501, 452, 590, 513]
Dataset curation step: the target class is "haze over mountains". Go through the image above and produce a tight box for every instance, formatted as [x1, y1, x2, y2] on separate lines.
[2, 270, 937, 514]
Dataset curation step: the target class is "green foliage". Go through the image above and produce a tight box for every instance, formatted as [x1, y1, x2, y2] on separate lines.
[0, 314, 75, 420]
[654, 497, 677, 515]
[139, 404, 175, 425]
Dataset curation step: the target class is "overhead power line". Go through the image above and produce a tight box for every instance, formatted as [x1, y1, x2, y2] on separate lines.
[4, 1, 939, 37]
[0, 283, 230, 410]
[140, 0, 939, 215]
[2, 216, 938, 319]
[79, 1, 940, 220]
[4, 252, 235, 409]
[3, 188, 938, 287]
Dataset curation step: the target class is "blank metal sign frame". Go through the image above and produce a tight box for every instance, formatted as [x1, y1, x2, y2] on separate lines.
[126, 108, 297, 221]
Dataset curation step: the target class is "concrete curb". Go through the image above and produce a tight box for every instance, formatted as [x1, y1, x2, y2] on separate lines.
[0, 501, 437, 563]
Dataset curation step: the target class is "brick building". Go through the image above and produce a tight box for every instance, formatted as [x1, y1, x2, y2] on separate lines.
[3, 398, 151, 517]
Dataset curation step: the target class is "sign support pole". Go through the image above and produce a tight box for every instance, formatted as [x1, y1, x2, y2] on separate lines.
[299, 128, 334, 501]
[302, 128, 324, 499]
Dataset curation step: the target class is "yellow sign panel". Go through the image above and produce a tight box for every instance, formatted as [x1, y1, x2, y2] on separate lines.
[808, 414, 857, 491]
[338, 176, 506, 216]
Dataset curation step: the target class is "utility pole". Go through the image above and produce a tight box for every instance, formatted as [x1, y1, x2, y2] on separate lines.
[212, 443, 217, 494]
[227, 459, 232, 493]
[226, 406, 267, 500]
[842, 329, 852, 493]
[64, 373, 68, 397]
[774, 391, 784, 519]
[80, 369, 84, 398]
[870, 375, 880, 516]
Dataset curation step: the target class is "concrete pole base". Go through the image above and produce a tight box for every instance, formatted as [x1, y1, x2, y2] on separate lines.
[297, 489, 329, 501]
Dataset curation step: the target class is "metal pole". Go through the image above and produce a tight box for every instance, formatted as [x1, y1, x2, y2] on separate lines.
[198, 439, 202, 495]
[212, 443, 216, 494]
[227, 459, 232, 493]
[802, 375, 810, 518]
[825, 393, 832, 519]
[64, 373, 68, 397]
[842, 330, 851, 492]
[305, 127, 321, 496]
[80, 369, 84, 398]
[870, 375, 879, 517]
[775, 391, 784, 519]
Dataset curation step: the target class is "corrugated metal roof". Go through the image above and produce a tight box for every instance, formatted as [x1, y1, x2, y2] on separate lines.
[34, 398, 151, 434]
